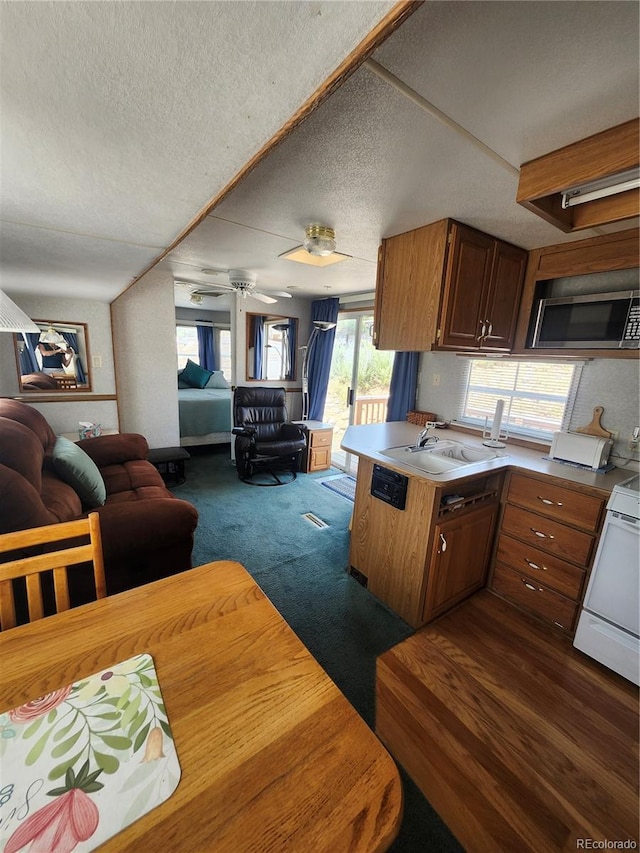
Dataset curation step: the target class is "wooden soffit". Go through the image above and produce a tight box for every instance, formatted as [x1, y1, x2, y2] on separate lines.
[517, 118, 639, 232]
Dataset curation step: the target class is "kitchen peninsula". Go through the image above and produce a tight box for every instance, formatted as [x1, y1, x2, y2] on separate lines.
[342, 422, 634, 628]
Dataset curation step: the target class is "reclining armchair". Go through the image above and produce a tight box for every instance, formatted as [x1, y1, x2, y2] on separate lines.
[233, 387, 306, 485]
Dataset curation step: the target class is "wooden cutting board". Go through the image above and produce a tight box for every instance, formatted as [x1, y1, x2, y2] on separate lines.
[575, 406, 614, 439]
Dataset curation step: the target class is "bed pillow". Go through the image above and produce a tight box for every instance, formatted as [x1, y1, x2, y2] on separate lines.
[52, 436, 107, 508]
[205, 371, 230, 389]
[180, 359, 213, 389]
[177, 370, 190, 389]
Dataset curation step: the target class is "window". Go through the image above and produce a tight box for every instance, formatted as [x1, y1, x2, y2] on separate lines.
[176, 326, 199, 369]
[461, 358, 582, 440]
[218, 329, 231, 379]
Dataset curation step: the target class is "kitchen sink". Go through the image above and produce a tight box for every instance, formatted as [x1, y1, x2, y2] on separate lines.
[380, 440, 503, 474]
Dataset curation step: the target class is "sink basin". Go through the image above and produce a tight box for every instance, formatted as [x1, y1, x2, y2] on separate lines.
[380, 440, 502, 475]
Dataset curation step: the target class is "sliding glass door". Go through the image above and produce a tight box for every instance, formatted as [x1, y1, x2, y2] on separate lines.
[324, 311, 394, 473]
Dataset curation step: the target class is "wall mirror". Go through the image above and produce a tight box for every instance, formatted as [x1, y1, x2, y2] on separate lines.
[14, 320, 92, 392]
[246, 314, 297, 381]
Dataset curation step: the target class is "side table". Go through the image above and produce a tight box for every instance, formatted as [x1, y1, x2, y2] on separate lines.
[61, 429, 119, 442]
[147, 446, 191, 486]
[293, 421, 333, 473]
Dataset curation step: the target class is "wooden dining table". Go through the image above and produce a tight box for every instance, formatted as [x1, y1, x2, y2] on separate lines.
[0, 561, 402, 852]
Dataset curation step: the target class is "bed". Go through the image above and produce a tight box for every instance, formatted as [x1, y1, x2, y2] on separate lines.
[178, 387, 232, 447]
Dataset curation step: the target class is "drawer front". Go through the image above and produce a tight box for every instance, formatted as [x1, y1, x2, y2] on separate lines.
[501, 504, 594, 566]
[496, 534, 585, 600]
[492, 562, 578, 632]
[310, 429, 332, 448]
[507, 473, 604, 532]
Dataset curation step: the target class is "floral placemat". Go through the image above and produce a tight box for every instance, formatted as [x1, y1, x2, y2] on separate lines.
[0, 654, 180, 852]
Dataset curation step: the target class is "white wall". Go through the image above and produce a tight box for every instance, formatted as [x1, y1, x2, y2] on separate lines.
[0, 293, 119, 434]
[111, 268, 180, 448]
[415, 351, 640, 464]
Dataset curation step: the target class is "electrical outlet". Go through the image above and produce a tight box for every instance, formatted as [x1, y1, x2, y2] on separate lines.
[432, 374, 440, 386]
[628, 426, 640, 451]
[92, 355, 102, 368]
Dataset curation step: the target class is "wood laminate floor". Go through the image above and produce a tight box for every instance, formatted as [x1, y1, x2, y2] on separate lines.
[376, 591, 639, 852]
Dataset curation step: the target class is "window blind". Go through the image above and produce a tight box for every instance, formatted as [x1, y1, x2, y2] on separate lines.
[460, 358, 583, 440]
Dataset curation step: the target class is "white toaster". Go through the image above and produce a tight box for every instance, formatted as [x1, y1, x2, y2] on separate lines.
[549, 431, 613, 471]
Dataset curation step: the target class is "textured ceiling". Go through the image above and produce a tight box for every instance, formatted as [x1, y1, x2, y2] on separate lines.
[0, 0, 396, 300]
[2, 1, 638, 308]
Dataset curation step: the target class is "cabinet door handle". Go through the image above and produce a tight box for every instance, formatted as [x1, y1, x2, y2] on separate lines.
[439, 533, 447, 553]
[476, 320, 486, 341]
[538, 496, 563, 507]
[524, 559, 546, 571]
[531, 527, 554, 539]
[522, 578, 543, 592]
[485, 319, 493, 338]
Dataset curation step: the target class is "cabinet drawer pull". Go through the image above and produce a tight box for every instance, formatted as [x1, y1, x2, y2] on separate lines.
[522, 578, 542, 592]
[524, 559, 546, 571]
[530, 527, 554, 539]
[538, 496, 563, 507]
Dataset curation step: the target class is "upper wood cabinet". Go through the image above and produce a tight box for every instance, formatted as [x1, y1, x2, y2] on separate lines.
[512, 226, 640, 357]
[373, 218, 527, 352]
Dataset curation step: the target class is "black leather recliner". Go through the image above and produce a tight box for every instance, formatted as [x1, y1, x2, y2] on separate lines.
[232, 387, 307, 485]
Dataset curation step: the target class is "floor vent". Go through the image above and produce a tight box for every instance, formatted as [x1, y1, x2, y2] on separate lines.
[302, 512, 329, 529]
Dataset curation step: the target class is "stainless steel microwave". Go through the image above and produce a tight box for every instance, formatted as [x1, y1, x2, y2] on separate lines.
[531, 290, 640, 349]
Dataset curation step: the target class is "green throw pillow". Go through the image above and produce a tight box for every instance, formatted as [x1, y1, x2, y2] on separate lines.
[52, 436, 107, 508]
[181, 358, 213, 389]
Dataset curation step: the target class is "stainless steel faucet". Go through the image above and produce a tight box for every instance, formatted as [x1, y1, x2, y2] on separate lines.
[415, 423, 439, 449]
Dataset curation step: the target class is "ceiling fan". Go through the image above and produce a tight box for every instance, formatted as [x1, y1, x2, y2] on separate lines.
[176, 269, 292, 305]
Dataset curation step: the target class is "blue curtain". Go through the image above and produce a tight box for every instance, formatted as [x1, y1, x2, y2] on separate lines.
[19, 333, 39, 373]
[386, 352, 420, 422]
[197, 324, 217, 371]
[60, 331, 87, 384]
[308, 298, 339, 421]
[253, 315, 266, 380]
[286, 321, 296, 380]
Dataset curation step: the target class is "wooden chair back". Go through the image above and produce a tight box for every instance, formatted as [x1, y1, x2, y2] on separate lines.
[0, 513, 106, 630]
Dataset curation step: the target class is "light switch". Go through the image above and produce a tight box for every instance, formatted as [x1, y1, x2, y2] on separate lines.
[92, 355, 103, 368]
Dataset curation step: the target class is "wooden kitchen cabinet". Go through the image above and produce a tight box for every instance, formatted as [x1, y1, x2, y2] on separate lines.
[490, 470, 606, 634]
[373, 218, 526, 352]
[349, 457, 501, 627]
[513, 226, 639, 356]
[422, 500, 498, 622]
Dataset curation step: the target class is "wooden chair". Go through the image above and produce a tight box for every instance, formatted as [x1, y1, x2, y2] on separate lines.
[0, 513, 106, 630]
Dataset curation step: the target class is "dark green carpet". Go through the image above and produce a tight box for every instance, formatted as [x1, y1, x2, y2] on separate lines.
[173, 446, 462, 853]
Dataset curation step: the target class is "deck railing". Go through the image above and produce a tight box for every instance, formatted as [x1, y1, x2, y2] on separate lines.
[354, 395, 388, 425]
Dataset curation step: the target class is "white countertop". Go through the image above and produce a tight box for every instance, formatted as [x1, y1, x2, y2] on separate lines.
[341, 422, 636, 494]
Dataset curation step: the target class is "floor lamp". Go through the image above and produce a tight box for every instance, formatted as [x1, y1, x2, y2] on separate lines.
[301, 320, 336, 421]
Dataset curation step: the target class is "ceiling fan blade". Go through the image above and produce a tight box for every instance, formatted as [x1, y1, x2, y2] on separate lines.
[272, 291, 292, 298]
[192, 284, 234, 295]
[252, 292, 278, 304]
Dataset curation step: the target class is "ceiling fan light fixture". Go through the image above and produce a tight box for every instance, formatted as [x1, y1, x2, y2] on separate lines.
[228, 269, 257, 297]
[303, 224, 336, 257]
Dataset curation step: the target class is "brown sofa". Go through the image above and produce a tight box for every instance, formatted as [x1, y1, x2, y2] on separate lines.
[20, 371, 60, 390]
[0, 399, 199, 607]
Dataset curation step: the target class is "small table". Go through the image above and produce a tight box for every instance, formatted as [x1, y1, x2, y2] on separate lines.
[293, 420, 333, 472]
[0, 562, 402, 852]
[147, 446, 191, 485]
[61, 428, 119, 442]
